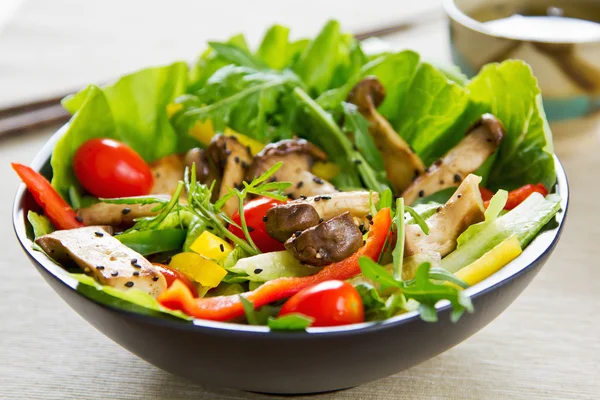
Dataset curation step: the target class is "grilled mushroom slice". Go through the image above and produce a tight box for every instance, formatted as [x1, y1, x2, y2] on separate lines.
[35, 226, 167, 297]
[402, 114, 505, 205]
[347, 77, 426, 193]
[284, 212, 363, 267]
[288, 191, 378, 222]
[77, 195, 170, 227]
[246, 139, 338, 199]
[149, 154, 186, 196]
[404, 174, 485, 259]
[265, 203, 321, 242]
[185, 135, 252, 217]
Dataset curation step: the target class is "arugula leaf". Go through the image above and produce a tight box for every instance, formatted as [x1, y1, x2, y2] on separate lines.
[358, 257, 400, 291]
[173, 66, 303, 143]
[239, 295, 281, 326]
[268, 314, 314, 331]
[377, 188, 393, 211]
[392, 198, 405, 279]
[467, 60, 556, 190]
[292, 20, 360, 95]
[404, 205, 430, 235]
[256, 24, 291, 70]
[208, 41, 266, 69]
[355, 283, 406, 320]
[341, 101, 385, 171]
[402, 263, 474, 323]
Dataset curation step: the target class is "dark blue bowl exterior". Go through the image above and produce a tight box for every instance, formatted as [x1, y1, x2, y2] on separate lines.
[13, 127, 568, 394]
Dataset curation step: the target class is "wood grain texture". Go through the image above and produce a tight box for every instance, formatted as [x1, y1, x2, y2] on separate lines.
[0, 1, 598, 399]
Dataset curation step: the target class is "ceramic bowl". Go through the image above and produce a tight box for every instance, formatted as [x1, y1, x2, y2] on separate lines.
[444, 0, 600, 121]
[13, 126, 568, 394]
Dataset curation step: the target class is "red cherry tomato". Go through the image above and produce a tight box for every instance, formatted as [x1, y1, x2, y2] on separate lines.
[152, 263, 198, 297]
[73, 138, 153, 198]
[228, 197, 286, 253]
[279, 280, 364, 327]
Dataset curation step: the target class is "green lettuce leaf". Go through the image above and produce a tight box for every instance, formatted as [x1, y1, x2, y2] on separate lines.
[467, 60, 556, 190]
[71, 273, 191, 321]
[27, 211, 54, 238]
[53, 62, 191, 199]
[256, 24, 291, 70]
[226, 250, 318, 282]
[267, 313, 314, 331]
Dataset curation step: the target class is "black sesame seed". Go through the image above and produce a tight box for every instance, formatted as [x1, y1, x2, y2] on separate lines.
[247, 226, 255, 233]
[96, 265, 105, 270]
[321, 196, 331, 201]
[121, 208, 131, 215]
[314, 196, 321, 202]
[133, 271, 140, 277]
[254, 268, 263, 274]
[319, 218, 324, 223]
[486, 138, 493, 143]
[418, 190, 425, 198]
[424, 167, 430, 173]
[130, 258, 137, 264]
[296, 181, 304, 189]
[208, 226, 214, 231]
[366, 214, 373, 221]
[300, 195, 307, 200]
[294, 231, 303, 237]
[313, 177, 324, 185]
[353, 159, 362, 165]
[454, 174, 462, 183]
[152, 276, 159, 281]
[234, 156, 240, 164]
[125, 281, 134, 288]
[219, 244, 225, 252]
[352, 144, 359, 151]
[436, 206, 442, 213]
[363, 240, 367, 246]
[359, 223, 365, 231]
[434, 159, 443, 166]
[440, 180, 445, 185]
[241, 161, 249, 169]
[75, 215, 83, 222]
[457, 194, 462, 198]
[246, 145, 252, 154]
[369, 220, 374, 225]
[287, 193, 296, 200]
[94, 231, 104, 237]
[111, 272, 119, 277]
[269, 176, 277, 183]
[262, 215, 268, 222]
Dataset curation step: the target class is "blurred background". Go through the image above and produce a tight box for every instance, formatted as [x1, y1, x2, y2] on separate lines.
[1, 1, 598, 399]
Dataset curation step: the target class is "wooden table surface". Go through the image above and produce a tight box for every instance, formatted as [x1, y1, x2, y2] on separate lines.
[0, 1, 598, 399]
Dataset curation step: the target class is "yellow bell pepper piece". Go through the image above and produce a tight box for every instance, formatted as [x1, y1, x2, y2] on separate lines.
[169, 252, 227, 288]
[312, 161, 340, 181]
[454, 235, 522, 286]
[187, 119, 265, 155]
[166, 103, 184, 118]
[190, 231, 233, 262]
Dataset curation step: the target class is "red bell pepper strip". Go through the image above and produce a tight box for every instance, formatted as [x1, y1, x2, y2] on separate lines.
[158, 208, 392, 322]
[481, 183, 548, 210]
[12, 163, 84, 230]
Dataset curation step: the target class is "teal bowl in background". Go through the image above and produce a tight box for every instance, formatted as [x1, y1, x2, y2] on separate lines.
[444, 0, 600, 121]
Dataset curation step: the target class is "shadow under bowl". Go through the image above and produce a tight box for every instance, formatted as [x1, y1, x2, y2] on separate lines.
[13, 125, 569, 394]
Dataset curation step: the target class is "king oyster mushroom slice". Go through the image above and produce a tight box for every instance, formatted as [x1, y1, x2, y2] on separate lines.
[149, 154, 187, 196]
[402, 114, 505, 205]
[290, 191, 378, 222]
[347, 77, 426, 194]
[35, 226, 167, 297]
[185, 134, 252, 217]
[77, 195, 171, 227]
[284, 212, 363, 267]
[265, 203, 321, 242]
[245, 138, 338, 200]
[404, 174, 485, 259]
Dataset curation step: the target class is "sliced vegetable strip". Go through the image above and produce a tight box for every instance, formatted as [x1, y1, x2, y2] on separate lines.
[482, 183, 548, 210]
[12, 163, 84, 230]
[158, 208, 392, 321]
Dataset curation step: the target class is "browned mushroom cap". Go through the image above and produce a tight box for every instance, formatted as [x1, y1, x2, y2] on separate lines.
[347, 77, 426, 194]
[265, 203, 321, 242]
[184, 147, 221, 192]
[402, 114, 505, 205]
[184, 135, 252, 216]
[404, 174, 485, 261]
[284, 212, 363, 267]
[245, 138, 338, 199]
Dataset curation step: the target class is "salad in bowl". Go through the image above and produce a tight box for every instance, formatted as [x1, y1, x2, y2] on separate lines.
[13, 20, 560, 331]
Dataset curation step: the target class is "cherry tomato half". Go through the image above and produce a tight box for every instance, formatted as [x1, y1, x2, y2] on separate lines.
[279, 280, 364, 327]
[152, 263, 198, 297]
[73, 138, 153, 198]
[228, 197, 286, 253]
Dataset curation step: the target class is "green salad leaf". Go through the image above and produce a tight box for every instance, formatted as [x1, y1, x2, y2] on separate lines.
[27, 211, 54, 239]
[71, 274, 192, 321]
[467, 60, 556, 190]
[256, 24, 291, 70]
[268, 313, 314, 331]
